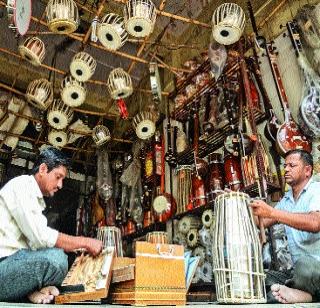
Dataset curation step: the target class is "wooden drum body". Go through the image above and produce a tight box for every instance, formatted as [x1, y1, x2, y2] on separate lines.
[70, 52, 96, 82]
[48, 129, 68, 147]
[146, 231, 168, 244]
[107, 68, 133, 100]
[176, 165, 192, 214]
[46, 0, 79, 34]
[224, 154, 243, 191]
[97, 226, 123, 257]
[132, 111, 157, 140]
[207, 153, 224, 202]
[60, 76, 86, 107]
[26, 78, 53, 111]
[97, 13, 128, 50]
[212, 192, 266, 304]
[92, 125, 111, 146]
[47, 99, 73, 130]
[18, 37, 46, 66]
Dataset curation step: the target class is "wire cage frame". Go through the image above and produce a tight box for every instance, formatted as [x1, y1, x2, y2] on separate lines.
[212, 191, 266, 304]
[107, 68, 133, 100]
[212, 3, 245, 45]
[97, 13, 128, 50]
[18, 37, 46, 67]
[46, 0, 80, 34]
[70, 51, 97, 82]
[124, 0, 157, 38]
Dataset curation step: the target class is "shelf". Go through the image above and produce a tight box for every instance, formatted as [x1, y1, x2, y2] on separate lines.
[122, 222, 166, 242]
[242, 181, 281, 197]
[174, 201, 214, 220]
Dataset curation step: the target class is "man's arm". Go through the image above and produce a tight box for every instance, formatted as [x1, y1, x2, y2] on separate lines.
[55, 233, 102, 256]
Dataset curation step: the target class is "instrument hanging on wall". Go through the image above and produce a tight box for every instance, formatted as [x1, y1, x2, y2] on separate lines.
[124, 0, 157, 38]
[70, 52, 97, 82]
[107, 68, 133, 100]
[47, 99, 73, 130]
[132, 110, 157, 140]
[207, 152, 224, 202]
[92, 125, 111, 146]
[48, 129, 68, 147]
[212, 3, 245, 45]
[60, 76, 87, 107]
[149, 62, 162, 103]
[265, 42, 312, 155]
[287, 20, 320, 138]
[7, 0, 32, 36]
[176, 165, 193, 214]
[18, 37, 45, 67]
[46, 0, 79, 34]
[223, 153, 243, 191]
[25, 78, 53, 111]
[97, 13, 128, 50]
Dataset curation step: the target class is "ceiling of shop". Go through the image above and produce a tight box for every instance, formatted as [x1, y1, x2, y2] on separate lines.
[0, 0, 285, 170]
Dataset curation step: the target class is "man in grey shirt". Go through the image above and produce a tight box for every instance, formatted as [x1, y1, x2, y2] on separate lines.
[251, 149, 320, 304]
[0, 147, 103, 304]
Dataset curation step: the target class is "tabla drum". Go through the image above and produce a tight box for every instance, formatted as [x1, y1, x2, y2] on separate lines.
[47, 99, 73, 130]
[46, 0, 79, 34]
[199, 226, 212, 247]
[18, 37, 46, 67]
[26, 79, 53, 111]
[207, 152, 224, 202]
[192, 174, 206, 208]
[152, 192, 177, 223]
[60, 76, 86, 107]
[97, 13, 128, 50]
[186, 229, 199, 248]
[132, 111, 157, 140]
[177, 215, 201, 235]
[107, 68, 133, 100]
[224, 154, 243, 191]
[143, 209, 154, 228]
[124, 0, 157, 38]
[193, 246, 206, 266]
[212, 3, 245, 45]
[202, 209, 214, 228]
[48, 129, 68, 148]
[70, 52, 96, 82]
[97, 226, 123, 257]
[176, 165, 193, 214]
[146, 231, 168, 244]
[92, 125, 111, 146]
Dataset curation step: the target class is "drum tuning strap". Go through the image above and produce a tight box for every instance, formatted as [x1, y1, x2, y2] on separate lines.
[117, 98, 129, 119]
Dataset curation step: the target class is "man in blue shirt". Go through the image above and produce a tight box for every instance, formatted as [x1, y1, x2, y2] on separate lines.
[251, 149, 320, 304]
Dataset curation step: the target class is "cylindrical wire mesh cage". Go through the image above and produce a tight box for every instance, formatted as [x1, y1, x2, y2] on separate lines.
[212, 3, 245, 45]
[46, 0, 79, 34]
[70, 52, 96, 82]
[212, 191, 266, 304]
[18, 37, 46, 66]
[97, 226, 123, 257]
[107, 68, 133, 100]
[25, 78, 53, 111]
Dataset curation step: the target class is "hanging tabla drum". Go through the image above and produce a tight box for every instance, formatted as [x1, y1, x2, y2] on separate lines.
[60, 76, 86, 107]
[212, 3, 245, 45]
[97, 13, 128, 50]
[47, 99, 73, 130]
[18, 37, 46, 67]
[107, 68, 133, 99]
[48, 129, 68, 148]
[92, 125, 111, 146]
[124, 0, 157, 38]
[132, 111, 157, 140]
[46, 0, 79, 34]
[25, 79, 53, 111]
[70, 52, 96, 82]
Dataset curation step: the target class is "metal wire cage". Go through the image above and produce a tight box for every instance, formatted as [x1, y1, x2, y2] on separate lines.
[212, 191, 266, 304]
[107, 68, 133, 100]
[97, 13, 128, 50]
[46, 0, 79, 34]
[25, 78, 53, 111]
[92, 125, 111, 146]
[18, 37, 46, 67]
[70, 51, 97, 82]
[212, 3, 245, 45]
[124, 0, 157, 37]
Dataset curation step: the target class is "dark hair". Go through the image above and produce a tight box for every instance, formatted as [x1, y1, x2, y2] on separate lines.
[31, 147, 71, 175]
[285, 149, 313, 170]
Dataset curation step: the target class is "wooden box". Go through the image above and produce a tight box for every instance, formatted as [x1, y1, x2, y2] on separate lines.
[111, 241, 186, 306]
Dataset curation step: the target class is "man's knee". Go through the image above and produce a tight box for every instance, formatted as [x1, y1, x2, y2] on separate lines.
[42, 248, 68, 276]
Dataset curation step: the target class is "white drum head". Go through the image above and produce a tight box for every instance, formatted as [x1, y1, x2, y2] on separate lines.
[18, 45, 41, 66]
[48, 130, 68, 147]
[48, 20, 78, 34]
[70, 59, 93, 82]
[153, 195, 167, 214]
[212, 25, 241, 45]
[97, 23, 123, 50]
[47, 110, 69, 130]
[125, 18, 153, 37]
[61, 83, 86, 107]
[135, 119, 155, 140]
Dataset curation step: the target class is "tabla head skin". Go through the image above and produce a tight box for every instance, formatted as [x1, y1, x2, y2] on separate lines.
[60, 76, 87, 107]
[47, 99, 73, 130]
[18, 37, 46, 66]
[132, 111, 157, 140]
[70, 52, 96, 82]
[48, 129, 68, 148]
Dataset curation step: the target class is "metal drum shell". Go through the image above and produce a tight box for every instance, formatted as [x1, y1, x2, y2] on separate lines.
[92, 125, 111, 146]
[97, 13, 128, 50]
[48, 129, 68, 148]
[46, 0, 79, 34]
[70, 52, 96, 82]
[132, 111, 157, 140]
[25, 78, 53, 111]
[18, 37, 46, 66]
[47, 99, 73, 130]
[107, 68, 133, 100]
[60, 76, 87, 107]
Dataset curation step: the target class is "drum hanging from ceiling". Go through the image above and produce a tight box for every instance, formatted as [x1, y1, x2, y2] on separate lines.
[212, 3, 245, 45]
[97, 13, 128, 50]
[60, 76, 86, 107]
[46, 0, 79, 34]
[70, 52, 96, 82]
[25, 79, 53, 111]
[92, 125, 111, 146]
[107, 68, 133, 100]
[47, 99, 73, 130]
[48, 129, 68, 147]
[18, 37, 46, 67]
[124, 0, 157, 38]
[132, 111, 157, 140]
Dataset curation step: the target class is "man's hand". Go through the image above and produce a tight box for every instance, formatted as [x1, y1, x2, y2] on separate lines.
[250, 199, 274, 218]
[84, 238, 103, 257]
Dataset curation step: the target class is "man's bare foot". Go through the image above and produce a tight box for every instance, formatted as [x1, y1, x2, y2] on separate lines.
[28, 286, 60, 304]
[271, 284, 312, 304]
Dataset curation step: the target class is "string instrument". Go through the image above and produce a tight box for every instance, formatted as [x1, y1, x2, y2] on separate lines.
[265, 42, 312, 155]
[149, 62, 162, 103]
